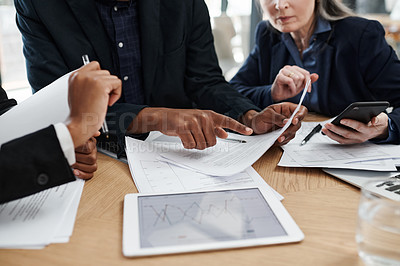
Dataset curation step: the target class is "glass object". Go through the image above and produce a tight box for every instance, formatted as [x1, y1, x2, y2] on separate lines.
[356, 179, 400, 266]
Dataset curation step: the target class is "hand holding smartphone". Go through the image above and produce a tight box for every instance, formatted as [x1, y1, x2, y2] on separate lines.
[331, 101, 389, 127]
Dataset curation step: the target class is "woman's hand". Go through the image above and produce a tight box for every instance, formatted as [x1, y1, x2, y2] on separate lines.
[322, 113, 389, 144]
[271, 65, 319, 102]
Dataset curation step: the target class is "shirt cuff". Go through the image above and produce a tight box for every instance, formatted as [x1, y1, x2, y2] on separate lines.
[54, 123, 76, 165]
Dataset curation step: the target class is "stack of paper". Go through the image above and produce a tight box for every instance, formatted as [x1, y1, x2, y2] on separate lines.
[0, 72, 85, 249]
[279, 121, 400, 171]
[0, 179, 84, 249]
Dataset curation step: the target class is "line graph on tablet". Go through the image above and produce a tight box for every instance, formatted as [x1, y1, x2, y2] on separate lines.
[145, 195, 259, 226]
[138, 188, 287, 248]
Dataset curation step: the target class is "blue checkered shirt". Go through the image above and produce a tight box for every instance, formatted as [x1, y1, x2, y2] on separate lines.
[95, 0, 144, 105]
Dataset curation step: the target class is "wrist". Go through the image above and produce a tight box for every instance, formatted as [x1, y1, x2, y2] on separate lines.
[66, 121, 87, 148]
[374, 114, 390, 140]
[375, 125, 389, 140]
[270, 85, 279, 102]
[128, 107, 164, 134]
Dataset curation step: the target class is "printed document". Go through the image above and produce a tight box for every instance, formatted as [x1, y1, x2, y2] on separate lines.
[279, 122, 400, 171]
[152, 86, 309, 176]
[125, 136, 283, 200]
[0, 179, 84, 249]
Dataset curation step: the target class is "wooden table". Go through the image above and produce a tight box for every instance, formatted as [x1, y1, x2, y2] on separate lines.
[0, 117, 365, 265]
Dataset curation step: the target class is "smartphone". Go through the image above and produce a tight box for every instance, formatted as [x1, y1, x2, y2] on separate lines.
[331, 101, 390, 127]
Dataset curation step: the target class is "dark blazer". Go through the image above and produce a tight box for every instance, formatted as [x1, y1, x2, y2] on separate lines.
[230, 17, 400, 143]
[15, 0, 259, 137]
[0, 87, 75, 203]
[0, 86, 17, 116]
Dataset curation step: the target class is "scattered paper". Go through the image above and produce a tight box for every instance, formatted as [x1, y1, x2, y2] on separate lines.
[125, 135, 284, 201]
[279, 122, 400, 171]
[152, 85, 309, 176]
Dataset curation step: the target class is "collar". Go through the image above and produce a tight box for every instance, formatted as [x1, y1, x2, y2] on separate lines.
[314, 17, 331, 35]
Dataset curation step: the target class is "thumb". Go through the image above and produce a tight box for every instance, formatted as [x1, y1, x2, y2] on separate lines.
[311, 73, 319, 83]
[371, 115, 379, 126]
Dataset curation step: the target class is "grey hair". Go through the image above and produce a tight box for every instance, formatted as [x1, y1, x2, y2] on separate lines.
[255, 0, 355, 21]
[316, 0, 355, 21]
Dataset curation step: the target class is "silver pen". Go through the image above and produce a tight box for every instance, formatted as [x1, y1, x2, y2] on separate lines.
[82, 55, 109, 139]
[224, 138, 247, 143]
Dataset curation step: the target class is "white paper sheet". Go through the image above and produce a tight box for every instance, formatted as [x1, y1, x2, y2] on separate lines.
[0, 72, 71, 146]
[152, 85, 309, 176]
[125, 136, 284, 201]
[0, 72, 85, 248]
[279, 121, 399, 171]
[278, 150, 397, 171]
[0, 179, 84, 248]
[51, 179, 84, 243]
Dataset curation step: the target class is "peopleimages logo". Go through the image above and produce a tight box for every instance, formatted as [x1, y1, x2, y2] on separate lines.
[125, 139, 236, 154]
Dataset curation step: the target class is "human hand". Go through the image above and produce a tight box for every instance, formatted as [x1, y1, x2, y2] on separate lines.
[71, 136, 98, 179]
[67, 61, 122, 148]
[321, 112, 389, 144]
[129, 108, 253, 150]
[271, 65, 319, 102]
[242, 102, 308, 145]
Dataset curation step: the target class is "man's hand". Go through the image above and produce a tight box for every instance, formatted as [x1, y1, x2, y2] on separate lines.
[322, 112, 389, 144]
[128, 108, 253, 150]
[271, 65, 318, 102]
[66, 61, 122, 148]
[242, 102, 308, 145]
[72, 136, 98, 179]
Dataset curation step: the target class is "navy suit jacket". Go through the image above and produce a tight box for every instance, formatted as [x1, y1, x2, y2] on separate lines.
[231, 17, 400, 143]
[15, 0, 259, 140]
[0, 87, 75, 203]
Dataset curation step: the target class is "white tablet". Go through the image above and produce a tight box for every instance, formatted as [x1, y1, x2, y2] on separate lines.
[123, 186, 303, 257]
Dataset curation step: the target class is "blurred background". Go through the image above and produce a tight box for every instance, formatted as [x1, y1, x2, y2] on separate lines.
[0, 0, 399, 103]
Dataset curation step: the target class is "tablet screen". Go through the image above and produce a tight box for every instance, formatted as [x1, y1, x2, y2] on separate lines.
[137, 188, 287, 248]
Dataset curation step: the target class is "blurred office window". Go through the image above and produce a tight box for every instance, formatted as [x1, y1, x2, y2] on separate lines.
[205, 0, 252, 80]
[356, 0, 388, 14]
[342, 0, 357, 10]
[0, 1, 31, 103]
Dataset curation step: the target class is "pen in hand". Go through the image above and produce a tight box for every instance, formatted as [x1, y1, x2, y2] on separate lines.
[81, 55, 109, 139]
[300, 124, 322, 146]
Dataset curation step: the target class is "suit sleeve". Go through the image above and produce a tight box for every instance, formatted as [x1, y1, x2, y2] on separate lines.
[0, 125, 75, 204]
[183, 0, 260, 119]
[15, 0, 71, 92]
[15, 0, 146, 140]
[358, 20, 400, 144]
[230, 22, 275, 109]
